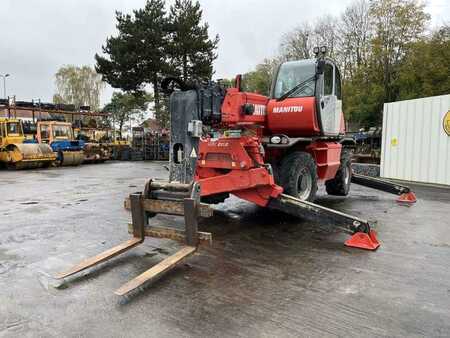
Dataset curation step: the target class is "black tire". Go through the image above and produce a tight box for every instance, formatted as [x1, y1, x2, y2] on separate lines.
[279, 151, 318, 202]
[325, 148, 352, 196]
[42, 161, 52, 168]
[55, 150, 64, 167]
[201, 192, 230, 204]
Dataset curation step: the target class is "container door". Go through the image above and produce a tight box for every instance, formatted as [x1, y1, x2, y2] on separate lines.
[318, 62, 341, 136]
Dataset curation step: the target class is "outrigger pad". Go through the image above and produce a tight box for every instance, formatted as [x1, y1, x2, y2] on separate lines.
[397, 192, 417, 204]
[345, 230, 380, 250]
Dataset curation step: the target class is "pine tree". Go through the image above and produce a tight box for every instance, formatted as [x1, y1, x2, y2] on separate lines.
[167, 0, 219, 81]
[95, 0, 219, 128]
[95, 0, 169, 124]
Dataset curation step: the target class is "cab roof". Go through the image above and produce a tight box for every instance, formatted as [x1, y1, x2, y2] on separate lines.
[0, 117, 20, 123]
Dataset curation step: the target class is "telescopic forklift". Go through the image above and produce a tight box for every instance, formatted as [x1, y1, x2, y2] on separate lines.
[57, 47, 416, 296]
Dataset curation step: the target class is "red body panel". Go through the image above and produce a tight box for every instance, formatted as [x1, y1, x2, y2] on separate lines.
[265, 141, 342, 181]
[196, 136, 282, 206]
[197, 136, 263, 170]
[266, 97, 321, 136]
[306, 142, 342, 180]
[221, 88, 268, 126]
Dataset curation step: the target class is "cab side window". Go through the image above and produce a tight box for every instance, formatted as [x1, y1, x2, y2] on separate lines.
[40, 125, 49, 140]
[324, 64, 333, 96]
[335, 67, 342, 99]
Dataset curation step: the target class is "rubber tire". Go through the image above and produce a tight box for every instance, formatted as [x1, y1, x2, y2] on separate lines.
[325, 149, 352, 196]
[279, 151, 318, 202]
[42, 161, 52, 168]
[201, 192, 230, 204]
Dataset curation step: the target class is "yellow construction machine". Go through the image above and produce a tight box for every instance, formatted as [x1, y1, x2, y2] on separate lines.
[36, 121, 84, 166]
[0, 118, 56, 169]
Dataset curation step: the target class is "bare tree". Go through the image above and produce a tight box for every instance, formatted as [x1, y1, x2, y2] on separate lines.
[280, 23, 314, 60]
[338, 0, 373, 78]
[312, 15, 340, 59]
[280, 16, 339, 61]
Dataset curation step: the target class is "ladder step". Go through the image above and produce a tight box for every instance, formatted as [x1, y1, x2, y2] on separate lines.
[114, 246, 196, 296]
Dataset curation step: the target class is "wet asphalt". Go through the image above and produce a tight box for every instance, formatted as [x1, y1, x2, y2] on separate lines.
[0, 161, 449, 337]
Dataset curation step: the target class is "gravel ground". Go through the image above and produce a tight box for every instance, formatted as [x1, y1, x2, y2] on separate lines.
[352, 163, 381, 177]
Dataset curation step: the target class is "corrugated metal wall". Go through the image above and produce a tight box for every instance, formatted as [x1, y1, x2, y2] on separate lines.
[381, 94, 450, 186]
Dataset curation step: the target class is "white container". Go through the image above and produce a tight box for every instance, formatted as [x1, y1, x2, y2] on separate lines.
[380, 94, 450, 186]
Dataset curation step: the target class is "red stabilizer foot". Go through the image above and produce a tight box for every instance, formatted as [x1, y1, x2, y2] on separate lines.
[397, 192, 417, 204]
[345, 230, 380, 250]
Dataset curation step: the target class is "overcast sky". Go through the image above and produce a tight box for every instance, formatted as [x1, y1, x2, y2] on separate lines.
[1, 0, 449, 106]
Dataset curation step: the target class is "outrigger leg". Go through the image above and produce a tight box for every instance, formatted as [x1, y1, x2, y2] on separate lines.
[56, 181, 213, 296]
[351, 173, 417, 204]
[268, 194, 380, 250]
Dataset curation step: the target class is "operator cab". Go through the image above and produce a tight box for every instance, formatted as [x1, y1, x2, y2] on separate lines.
[38, 122, 75, 144]
[267, 48, 343, 137]
[5, 121, 22, 136]
[271, 60, 316, 99]
[0, 119, 25, 146]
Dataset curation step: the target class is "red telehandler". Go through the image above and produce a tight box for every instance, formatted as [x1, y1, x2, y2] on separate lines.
[57, 47, 416, 296]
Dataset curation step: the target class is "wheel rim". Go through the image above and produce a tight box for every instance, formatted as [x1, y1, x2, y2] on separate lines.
[344, 165, 350, 185]
[297, 167, 313, 200]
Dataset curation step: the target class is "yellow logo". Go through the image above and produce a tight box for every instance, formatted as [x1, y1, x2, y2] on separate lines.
[444, 110, 450, 136]
[391, 138, 398, 146]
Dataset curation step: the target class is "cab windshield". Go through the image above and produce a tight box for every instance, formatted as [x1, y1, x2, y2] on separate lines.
[6, 122, 22, 135]
[53, 125, 73, 139]
[272, 60, 316, 99]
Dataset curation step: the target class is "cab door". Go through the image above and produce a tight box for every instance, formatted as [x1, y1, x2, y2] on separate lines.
[38, 123, 51, 143]
[318, 61, 342, 136]
[0, 123, 4, 146]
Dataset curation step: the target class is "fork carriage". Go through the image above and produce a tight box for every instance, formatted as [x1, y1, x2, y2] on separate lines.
[56, 180, 213, 296]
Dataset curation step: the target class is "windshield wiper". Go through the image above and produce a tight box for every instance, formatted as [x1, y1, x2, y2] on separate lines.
[276, 75, 316, 102]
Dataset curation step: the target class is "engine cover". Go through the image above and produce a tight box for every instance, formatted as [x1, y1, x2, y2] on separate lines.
[266, 97, 321, 136]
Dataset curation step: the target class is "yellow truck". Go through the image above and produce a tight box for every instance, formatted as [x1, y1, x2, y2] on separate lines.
[0, 118, 56, 169]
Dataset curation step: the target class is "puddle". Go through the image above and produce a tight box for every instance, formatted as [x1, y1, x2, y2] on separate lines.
[0, 249, 20, 275]
[153, 247, 170, 255]
[23, 205, 48, 214]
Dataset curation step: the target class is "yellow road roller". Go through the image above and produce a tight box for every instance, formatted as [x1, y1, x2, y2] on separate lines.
[36, 121, 84, 166]
[0, 118, 56, 169]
